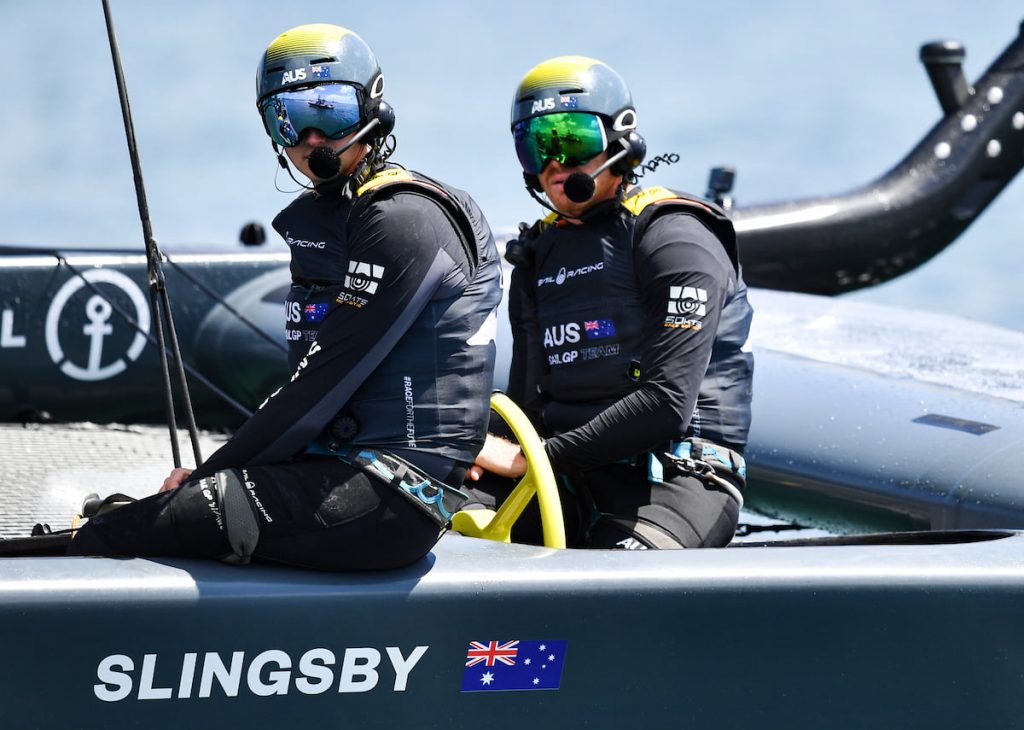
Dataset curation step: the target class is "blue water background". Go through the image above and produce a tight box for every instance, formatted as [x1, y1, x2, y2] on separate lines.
[2, 1, 1021, 329]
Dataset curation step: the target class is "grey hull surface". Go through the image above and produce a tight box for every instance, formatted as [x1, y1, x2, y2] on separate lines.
[1, 531, 1022, 729]
[746, 290, 1024, 531]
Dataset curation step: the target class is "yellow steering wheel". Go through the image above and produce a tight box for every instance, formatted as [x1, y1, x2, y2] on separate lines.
[452, 392, 566, 548]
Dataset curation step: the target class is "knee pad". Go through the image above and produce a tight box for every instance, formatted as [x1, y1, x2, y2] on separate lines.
[213, 469, 261, 565]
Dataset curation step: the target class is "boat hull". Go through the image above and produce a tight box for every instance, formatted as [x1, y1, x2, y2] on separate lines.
[1, 532, 1022, 728]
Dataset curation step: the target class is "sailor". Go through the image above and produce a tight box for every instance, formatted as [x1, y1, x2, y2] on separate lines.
[69, 24, 502, 570]
[468, 56, 753, 549]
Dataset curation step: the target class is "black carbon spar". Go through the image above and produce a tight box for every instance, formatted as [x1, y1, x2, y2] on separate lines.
[732, 20, 1024, 295]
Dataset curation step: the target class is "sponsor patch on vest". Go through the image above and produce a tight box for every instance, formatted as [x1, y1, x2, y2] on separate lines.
[543, 322, 580, 348]
[664, 286, 707, 330]
[344, 261, 385, 295]
[284, 231, 326, 249]
[537, 262, 603, 287]
[579, 344, 620, 361]
[338, 261, 385, 309]
[547, 350, 578, 366]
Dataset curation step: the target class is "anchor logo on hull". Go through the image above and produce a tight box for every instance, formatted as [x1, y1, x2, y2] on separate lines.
[44, 269, 150, 382]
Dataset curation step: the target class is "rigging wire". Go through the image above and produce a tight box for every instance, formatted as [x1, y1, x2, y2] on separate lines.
[101, 0, 202, 467]
[56, 255, 256, 420]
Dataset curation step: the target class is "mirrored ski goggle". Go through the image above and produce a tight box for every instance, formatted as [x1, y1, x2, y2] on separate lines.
[513, 112, 608, 175]
[259, 83, 363, 148]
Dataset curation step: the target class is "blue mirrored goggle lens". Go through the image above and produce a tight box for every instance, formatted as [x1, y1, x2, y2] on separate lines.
[260, 83, 363, 147]
[513, 113, 607, 175]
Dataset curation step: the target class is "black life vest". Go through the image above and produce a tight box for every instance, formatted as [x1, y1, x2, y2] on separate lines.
[512, 186, 753, 450]
[273, 166, 501, 464]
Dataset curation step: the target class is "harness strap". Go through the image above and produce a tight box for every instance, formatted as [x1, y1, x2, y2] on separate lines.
[652, 438, 746, 508]
[311, 445, 471, 528]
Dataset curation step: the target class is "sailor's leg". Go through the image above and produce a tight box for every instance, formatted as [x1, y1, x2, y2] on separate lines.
[69, 456, 443, 570]
[68, 478, 233, 558]
[242, 457, 442, 571]
[581, 463, 741, 549]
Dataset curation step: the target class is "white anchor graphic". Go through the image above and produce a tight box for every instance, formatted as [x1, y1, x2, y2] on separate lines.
[45, 269, 150, 382]
[83, 295, 114, 374]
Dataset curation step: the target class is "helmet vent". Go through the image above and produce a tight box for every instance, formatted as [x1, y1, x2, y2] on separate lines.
[310, 57, 336, 64]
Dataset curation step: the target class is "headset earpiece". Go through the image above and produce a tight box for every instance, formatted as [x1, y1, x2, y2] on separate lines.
[374, 101, 396, 138]
[608, 131, 646, 177]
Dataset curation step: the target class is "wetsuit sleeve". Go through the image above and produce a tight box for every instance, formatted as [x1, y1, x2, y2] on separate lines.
[192, 194, 461, 479]
[543, 214, 735, 472]
[506, 263, 548, 428]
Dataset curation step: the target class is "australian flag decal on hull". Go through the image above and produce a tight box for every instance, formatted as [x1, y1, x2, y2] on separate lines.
[461, 640, 567, 692]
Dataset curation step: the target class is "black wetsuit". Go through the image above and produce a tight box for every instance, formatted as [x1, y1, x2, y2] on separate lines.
[475, 187, 753, 549]
[70, 166, 502, 570]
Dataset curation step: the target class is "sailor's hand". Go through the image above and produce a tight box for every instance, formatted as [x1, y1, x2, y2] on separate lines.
[467, 433, 527, 481]
[159, 467, 194, 493]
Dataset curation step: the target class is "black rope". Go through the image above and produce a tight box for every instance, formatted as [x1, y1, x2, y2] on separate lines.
[58, 256, 253, 419]
[101, 0, 202, 466]
[162, 255, 288, 354]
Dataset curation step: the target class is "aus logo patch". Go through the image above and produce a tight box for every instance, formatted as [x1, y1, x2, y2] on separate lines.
[530, 98, 556, 114]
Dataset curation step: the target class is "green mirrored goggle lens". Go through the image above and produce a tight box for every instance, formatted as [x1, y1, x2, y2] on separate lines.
[260, 83, 363, 148]
[513, 113, 608, 175]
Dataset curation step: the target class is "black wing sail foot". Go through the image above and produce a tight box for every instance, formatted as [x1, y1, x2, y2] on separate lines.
[731, 20, 1024, 295]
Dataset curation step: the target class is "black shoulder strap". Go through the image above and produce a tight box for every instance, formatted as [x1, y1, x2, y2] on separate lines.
[624, 186, 739, 274]
[504, 211, 560, 269]
[350, 168, 478, 277]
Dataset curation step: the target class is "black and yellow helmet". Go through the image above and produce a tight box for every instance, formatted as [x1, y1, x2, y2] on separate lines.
[256, 24, 385, 148]
[510, 56, 642, 190]
[511, 56, 637, 137]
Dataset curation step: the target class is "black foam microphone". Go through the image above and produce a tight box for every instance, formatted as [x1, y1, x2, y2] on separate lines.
[563, 170, 596, 203]
[563, 132, 647, 203]
[309, 145, 341, 179]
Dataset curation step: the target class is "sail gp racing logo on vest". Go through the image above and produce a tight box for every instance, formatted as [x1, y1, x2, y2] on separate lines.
[93, 644, 429, 702]
[284, 231, 326, 249]
[537, 262, 603, 288]
[665, 286, 708, 330]
[338, 261, 386, 309]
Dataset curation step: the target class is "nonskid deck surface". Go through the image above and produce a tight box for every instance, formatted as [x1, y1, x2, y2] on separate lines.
[0, 423, 818, 542]
[0, 423, 226, 538]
